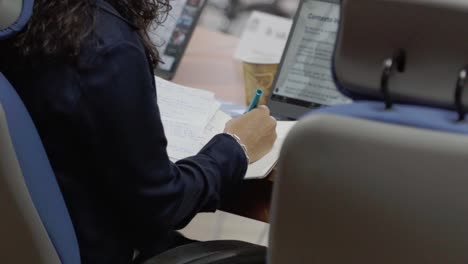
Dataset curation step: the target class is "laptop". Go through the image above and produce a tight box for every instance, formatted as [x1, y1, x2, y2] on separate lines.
[267, 0, 351, 120]
[150, 0, 207, 80]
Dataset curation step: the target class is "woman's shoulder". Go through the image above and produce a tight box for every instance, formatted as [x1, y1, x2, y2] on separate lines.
[81, 0, 147, 61]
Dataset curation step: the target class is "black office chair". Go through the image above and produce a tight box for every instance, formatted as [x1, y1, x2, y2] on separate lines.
[0, 1, 265, 263]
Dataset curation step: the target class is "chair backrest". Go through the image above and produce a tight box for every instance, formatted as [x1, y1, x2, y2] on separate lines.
[269, 0, 468, 263]
[0, 75, 81, 264]
[334, 0, 468, 110]
[0, 76, 61, 263]
[0, 0, 22, 30]
[271, 106, 468, 263]
[0, 1, 81, 263]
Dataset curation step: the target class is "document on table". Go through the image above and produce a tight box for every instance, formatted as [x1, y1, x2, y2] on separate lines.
[155, 77, 296, 179]
[195, 110, 296, 179]
[234, 11, 293, 64]
[156, 77, 220, 159]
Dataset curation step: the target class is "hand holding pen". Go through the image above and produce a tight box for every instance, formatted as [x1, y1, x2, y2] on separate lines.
[224, 88, 277, 163]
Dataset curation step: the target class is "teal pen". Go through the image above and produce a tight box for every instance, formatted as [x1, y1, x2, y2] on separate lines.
[246, 89, 264, 113]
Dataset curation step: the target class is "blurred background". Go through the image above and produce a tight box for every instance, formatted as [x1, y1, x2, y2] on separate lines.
[199, 0, 300, 36]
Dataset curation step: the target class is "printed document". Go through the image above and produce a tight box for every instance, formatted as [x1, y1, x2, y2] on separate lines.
[155, 77, 296, 179]
[156, 78, 219, 159]
[234, 11, 293, 64]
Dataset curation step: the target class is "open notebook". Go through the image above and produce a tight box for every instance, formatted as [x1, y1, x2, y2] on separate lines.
[156, 77, 296, 179]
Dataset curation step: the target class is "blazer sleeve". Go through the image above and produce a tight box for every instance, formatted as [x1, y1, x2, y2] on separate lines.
[78, 41, 248, 235]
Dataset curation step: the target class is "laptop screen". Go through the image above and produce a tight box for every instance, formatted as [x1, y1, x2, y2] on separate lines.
[268, 0, 351, 119]
[151, 0, 206, 79]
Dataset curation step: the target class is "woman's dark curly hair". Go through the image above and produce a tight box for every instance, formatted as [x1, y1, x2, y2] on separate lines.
[9, 0, 171, 67]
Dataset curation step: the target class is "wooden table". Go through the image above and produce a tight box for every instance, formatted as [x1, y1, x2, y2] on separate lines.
[173, 27, 273, 223]
[174, 27, 246, 105]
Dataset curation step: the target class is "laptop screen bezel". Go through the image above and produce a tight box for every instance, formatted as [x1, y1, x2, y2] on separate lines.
[155, 0, 208, 80]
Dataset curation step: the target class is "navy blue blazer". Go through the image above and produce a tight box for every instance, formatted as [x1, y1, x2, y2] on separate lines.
[2, 1, 247, 263]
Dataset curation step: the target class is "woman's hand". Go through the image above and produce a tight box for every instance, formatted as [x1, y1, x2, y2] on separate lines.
[224, 105, 277, 163]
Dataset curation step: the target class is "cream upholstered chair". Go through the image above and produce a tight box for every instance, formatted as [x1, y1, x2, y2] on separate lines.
[269, 0, 468, 263]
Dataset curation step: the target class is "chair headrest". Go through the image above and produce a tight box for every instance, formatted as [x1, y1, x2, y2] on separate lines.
[0, 0, 34, 40]
[333, 0, 468, 113]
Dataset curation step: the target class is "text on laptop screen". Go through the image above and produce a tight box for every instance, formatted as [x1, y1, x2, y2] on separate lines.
[271, 0, 351, 107]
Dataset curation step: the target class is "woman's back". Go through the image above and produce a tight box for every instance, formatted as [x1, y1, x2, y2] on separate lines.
[4, 2, 158, 263]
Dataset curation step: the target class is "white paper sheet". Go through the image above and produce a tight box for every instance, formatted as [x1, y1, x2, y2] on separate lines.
[234, 11, 293, 64]
[167, 111, 232, 160]
[162, 117, 204, 160]
[169, 110, 297, 180]
[156, 77, 296, 179]
[156, 77, 219, 160]
[199, 110, 232, 145]
[156, 77, 219, 128]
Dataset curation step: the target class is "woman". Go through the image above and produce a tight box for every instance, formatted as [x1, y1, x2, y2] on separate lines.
[0, 0, 276, 263]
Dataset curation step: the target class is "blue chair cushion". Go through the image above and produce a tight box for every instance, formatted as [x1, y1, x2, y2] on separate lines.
[309, 101, 468, 135]
[0, 73, 81, 263]
[0, 0, 34, 40]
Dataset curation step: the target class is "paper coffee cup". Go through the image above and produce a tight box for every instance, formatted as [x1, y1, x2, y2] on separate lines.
[242, 59, 279, 106]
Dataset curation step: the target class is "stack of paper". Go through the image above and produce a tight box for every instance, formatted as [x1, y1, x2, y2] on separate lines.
[156, 77, 296, 179]
[156, 77, 220, 160]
